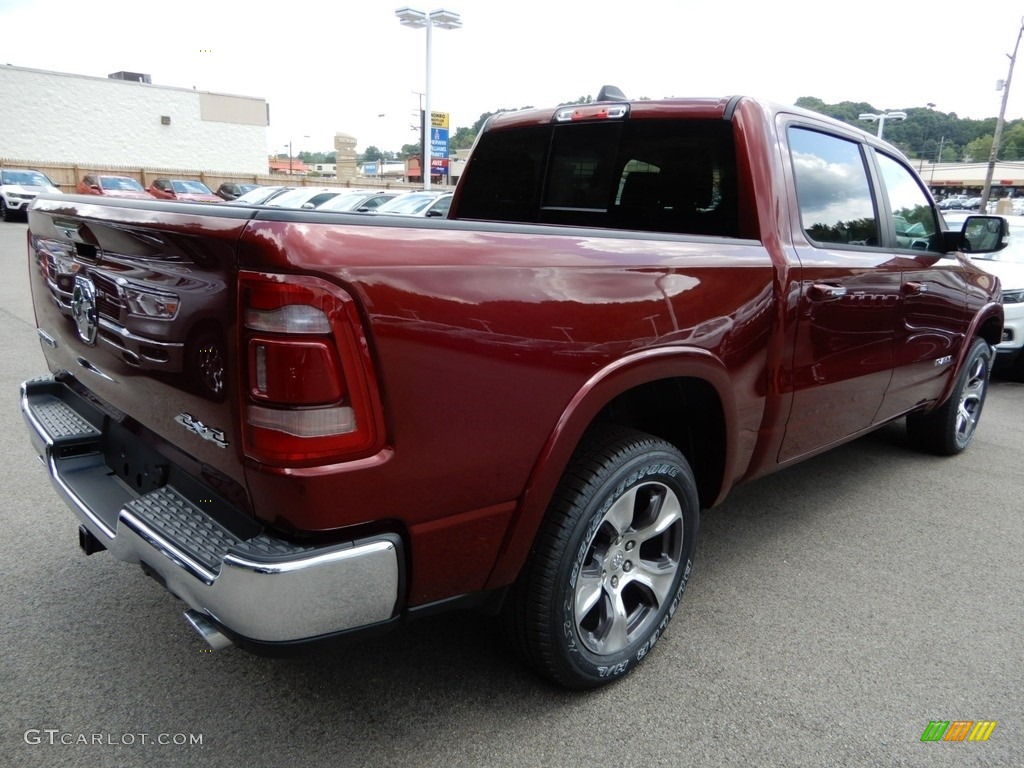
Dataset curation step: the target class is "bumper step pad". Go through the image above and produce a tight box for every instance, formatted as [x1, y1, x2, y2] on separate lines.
[126, 488, 241, 574]
[31, 397, 100, 442]
[125, 486, 314, 576]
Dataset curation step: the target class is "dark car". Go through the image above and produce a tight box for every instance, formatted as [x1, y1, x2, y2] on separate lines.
[937, 195, 969, 210]
[215, 182, 260, 201]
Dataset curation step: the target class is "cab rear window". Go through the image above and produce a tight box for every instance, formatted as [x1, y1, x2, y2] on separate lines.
[458, 119, 739, 237]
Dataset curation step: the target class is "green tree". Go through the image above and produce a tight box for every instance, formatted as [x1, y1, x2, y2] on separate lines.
[451, 126, 476, 150]
[964, 136, 993, 163]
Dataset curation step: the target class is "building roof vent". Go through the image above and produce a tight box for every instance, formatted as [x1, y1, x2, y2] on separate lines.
[108, 71, 151, 84]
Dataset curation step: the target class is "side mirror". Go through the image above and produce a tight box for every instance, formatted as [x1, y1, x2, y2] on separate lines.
[960, 215, 1009, 254]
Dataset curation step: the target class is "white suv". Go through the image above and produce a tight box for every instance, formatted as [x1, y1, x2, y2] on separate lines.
[948, 213, 1024, 378]
[0, 168, 61, 221]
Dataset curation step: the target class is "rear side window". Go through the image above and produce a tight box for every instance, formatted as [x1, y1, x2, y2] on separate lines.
[789, 127, 878, 246]
[458, 118, 739, 236]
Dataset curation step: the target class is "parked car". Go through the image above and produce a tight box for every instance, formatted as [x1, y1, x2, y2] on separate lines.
[76, 175, 155, 199]
[226, 185, 294, 206]
[0, 168, 61, 221]
[147, 179, 222, 203]
[215, 182, 260, 201]
[963, 197, 982, 211]
[262, 187, 351, 209]
[372, 189, 453, 217]
[936, 195, 969, 210]
[947, 212, 1024, 378]
[314, 190, 403, 212]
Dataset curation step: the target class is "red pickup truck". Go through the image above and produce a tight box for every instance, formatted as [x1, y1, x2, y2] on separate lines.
[20, 91, 1006, 689]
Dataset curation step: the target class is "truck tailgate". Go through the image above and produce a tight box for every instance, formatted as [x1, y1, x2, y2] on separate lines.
[24, 197, 253, 517]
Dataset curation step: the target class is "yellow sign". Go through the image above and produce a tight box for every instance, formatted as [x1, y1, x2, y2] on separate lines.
[431, 112, 449, 129]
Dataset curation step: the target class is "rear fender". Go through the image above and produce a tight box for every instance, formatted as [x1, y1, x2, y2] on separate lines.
[483, 346, 737, 591]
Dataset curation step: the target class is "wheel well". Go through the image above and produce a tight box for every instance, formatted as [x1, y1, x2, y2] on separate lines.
[593, 378, 725, 508]
[979, 314, 1003, 348]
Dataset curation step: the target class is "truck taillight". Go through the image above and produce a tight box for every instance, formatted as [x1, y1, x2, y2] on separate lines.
[239, 271, 384, 466]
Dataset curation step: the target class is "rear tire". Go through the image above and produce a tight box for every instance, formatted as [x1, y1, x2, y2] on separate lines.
[907, 337, 992, 455]
[502, 426, 699, 689]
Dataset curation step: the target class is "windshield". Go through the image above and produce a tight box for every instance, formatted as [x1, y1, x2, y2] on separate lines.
[171, 180, 213, 194]
[265, 188, 335, 207]
[100, 176, 145, 191]
[317, 192, 377, 211]
[232, 186, 285, 204]
[376, 192, 444, 215]
[1, 169, 54, 187]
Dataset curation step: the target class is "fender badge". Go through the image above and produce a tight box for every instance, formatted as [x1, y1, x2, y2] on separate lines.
[175, 412, 228, 449]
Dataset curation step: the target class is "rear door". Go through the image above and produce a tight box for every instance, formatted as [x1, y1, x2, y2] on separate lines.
[779, 124, 903, 461]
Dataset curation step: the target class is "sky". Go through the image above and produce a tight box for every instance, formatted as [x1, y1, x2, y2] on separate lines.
[2, 0, 1024, 156]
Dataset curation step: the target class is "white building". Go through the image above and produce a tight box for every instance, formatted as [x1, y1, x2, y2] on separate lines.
[0, 64, 269, 174]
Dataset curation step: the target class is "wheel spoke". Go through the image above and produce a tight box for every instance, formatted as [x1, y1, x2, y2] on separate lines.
[638, 488, 683, 539]
[604, 593, 630, 653]
[603, 486, 638, 537]
[574, 571, 604, 620]
[631, 560, 678, 606]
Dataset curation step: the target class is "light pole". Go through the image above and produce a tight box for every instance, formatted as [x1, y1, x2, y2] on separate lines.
[396, 7, 462, 190]
[285, 135, 310, 175]
[979, 17, 1024, 213]
[858, 111, 907, 139]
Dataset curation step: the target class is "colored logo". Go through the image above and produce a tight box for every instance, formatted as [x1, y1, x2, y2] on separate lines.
[920, 720, 997, 742]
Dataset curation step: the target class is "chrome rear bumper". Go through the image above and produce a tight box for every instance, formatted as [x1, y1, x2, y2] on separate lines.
[21, 375, 402, 645]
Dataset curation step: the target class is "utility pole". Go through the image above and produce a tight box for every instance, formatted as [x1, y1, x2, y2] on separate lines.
[979, 17, 1024, 212]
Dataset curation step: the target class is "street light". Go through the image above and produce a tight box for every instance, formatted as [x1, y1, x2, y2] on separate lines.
[396, 7, 462, 189]
[858, 111, 907, 139]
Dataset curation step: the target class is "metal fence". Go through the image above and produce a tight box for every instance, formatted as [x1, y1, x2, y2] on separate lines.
[0, 158, 421, 193]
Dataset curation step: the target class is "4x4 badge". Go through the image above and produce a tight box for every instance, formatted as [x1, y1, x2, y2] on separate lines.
[71, 275, 98, 345]
[175, 413, 229, 449]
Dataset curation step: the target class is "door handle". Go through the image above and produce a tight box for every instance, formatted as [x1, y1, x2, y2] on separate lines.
[902, 281, 928, 295]
[807, 283, 847, 301]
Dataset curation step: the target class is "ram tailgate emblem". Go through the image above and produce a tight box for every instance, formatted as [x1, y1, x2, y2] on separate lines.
[175, 413, 228, 448]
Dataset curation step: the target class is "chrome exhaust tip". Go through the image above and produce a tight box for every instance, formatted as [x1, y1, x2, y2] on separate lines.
[184, 610, 233, 651]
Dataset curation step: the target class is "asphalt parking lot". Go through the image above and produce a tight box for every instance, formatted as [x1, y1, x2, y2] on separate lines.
[0, 219, 1020, 767]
